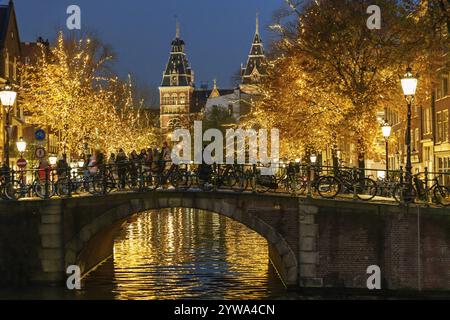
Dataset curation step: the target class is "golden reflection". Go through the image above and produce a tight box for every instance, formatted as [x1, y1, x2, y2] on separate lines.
[82, 208, 282, 300]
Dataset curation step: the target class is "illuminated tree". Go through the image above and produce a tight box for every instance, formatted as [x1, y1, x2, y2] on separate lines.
[248, 0, 448, 167]
[20, 32, 157, 156]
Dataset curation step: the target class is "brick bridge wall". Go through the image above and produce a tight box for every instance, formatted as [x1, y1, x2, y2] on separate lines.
[0, 192, 449, 293]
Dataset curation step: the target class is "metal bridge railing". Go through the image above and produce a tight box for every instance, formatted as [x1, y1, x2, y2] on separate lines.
[0, 161, 449, 207]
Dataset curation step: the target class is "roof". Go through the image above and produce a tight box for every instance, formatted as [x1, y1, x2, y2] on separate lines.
[0, 1, 20, 50]
[161, 23, 194, 87]
[191, 88, 235, 113]
[241, 14, 267, 85]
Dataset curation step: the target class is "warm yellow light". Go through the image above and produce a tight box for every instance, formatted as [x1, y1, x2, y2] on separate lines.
[16, 137, 27, 153]
[401, 67, 418, 96]
[381, 123, 392, 139]
[0, 83, 17, 107]
[49, 155, 58, 166]
[310, 154, 317, 164]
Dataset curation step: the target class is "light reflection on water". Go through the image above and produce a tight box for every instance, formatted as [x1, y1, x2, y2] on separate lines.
[80, 208, 288, 300]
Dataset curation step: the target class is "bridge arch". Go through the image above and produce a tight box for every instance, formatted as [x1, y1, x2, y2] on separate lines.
[64, 192, 299, 287]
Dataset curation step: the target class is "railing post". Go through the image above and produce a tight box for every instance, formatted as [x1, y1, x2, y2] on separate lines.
[45, 167, 50, 199]
[67, 166, 72, 198]
[252, 164, 257, 193]
[399, 166, 404, 203]
[352, 167, 358, 200]
[213, 163, 218, 192]
[138, 160, 143, 191]
[102, 164, 107, 195]
[399, 166, 404, 184]
[307, 163, 312, 198]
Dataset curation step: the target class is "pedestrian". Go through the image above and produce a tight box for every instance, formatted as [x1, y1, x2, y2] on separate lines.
[56, 154, 69, 179]
[116, 148, 128, 189]
[88, 153, 98, 176]
[38, 158, 51, 182]
[161, 142, 171, 163]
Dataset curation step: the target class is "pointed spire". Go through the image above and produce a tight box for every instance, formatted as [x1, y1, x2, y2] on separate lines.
[176, 16, 180, 39]
[209, 78, 220, 98]
[256, 12, 260, 36]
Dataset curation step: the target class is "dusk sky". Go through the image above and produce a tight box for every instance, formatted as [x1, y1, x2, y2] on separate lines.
[10, 0, 283, 95]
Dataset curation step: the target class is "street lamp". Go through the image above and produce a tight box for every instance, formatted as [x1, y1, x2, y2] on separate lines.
[78, 159, 85, 168]
[310, 154, 317, 164]
[401, 67, 418, 201]
[16, 137, 26, 157]
[49, 155, 58, 166]
[381, 122, 392, 179]
[0, 81, 17, 169]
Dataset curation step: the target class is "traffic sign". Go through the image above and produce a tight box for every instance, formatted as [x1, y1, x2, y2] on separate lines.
[17, 158, 27, 168]
[35, 147, 46, 159]
[35, 129, 46, 141]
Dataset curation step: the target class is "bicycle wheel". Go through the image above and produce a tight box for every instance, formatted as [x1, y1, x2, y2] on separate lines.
[434, 186, 450, 206]
[89, 176, 103, 195]
[4, 180, 24, 200]
[34, 180, 55, 199]
[172, 170, 192, 191]
[355, 178, 378, 201]
[286, 176, 307, 195]
[55, 178, 71, 197]
[317, 176, 340, 198]
[254, 175, 276, 193]
[393, 183, 417, 203]
[228, 172, 247, 193]
[125, 172, 140, 191]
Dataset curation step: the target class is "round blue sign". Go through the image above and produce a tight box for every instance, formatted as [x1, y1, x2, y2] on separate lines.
[35, 129, 46, 141]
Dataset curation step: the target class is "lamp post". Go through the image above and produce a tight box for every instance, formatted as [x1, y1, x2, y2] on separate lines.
[381, 122, 392, 179]
[401, 67, 418, 201]
[310, 154, 317, 165]
[0, 82, 17, 170]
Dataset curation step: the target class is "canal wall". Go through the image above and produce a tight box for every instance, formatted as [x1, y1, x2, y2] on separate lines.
[0, 192, 449, 294]
[298, 198, 450, 292]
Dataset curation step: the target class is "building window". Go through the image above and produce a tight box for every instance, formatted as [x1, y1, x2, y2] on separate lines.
[171, 94, 178, 105]
[414, 128, 419, 152]
[444, 110, 449, 142]
[437, 156, 450, 186]
[424, 107, 432, 134]
[163, 94, 170, 105]
[179, 94, 186, 104]
[13, 57, 17, 80]
[424, 146, 431, 162]
[437, 110, 449, 143]
[443, 76, 449, 97]
[4, 52, 9, 78]
[437, 111, 442, 142]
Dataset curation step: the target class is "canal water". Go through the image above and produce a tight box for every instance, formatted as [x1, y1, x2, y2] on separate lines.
[0, 208, 295, 300]
[79, 208, 289, 300]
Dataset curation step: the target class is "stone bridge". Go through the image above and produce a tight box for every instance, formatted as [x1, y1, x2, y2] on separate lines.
[1, 191, 450, 294]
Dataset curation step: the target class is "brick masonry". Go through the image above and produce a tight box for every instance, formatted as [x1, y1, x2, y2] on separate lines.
[0, 193, 449, 293]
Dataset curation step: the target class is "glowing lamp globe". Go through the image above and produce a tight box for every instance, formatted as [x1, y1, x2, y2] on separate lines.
[401, 67, 418, 97]
[0, 83, 17, 107]
[382, 123, 392, 139]
[16, 137, 26, 153]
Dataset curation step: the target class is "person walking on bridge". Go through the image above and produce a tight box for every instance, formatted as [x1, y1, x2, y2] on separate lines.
[116, 149, 128, 190]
